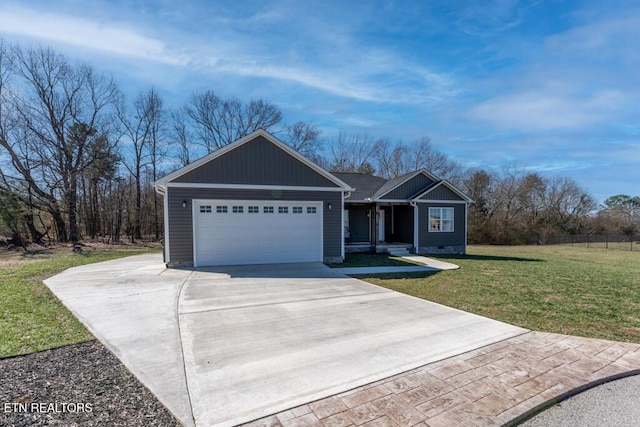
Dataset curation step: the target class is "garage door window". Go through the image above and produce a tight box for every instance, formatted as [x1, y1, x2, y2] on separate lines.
[232, 206, 244, 213]
[278, 206, 288, 214]
[264, 206, 274, 213]
[293, 207, 303, 214]
[307, 207, 317, 214]
[216, 206, 228, 213]
[199, 205, 212, 213]
[248, 206, 259, 213]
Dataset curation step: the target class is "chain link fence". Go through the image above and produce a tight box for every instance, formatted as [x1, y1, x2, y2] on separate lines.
[544, 234, 639, 251]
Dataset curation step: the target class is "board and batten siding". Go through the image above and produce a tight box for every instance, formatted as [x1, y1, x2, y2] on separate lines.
[380, 173, 434, 200]
[419, 184, 464, 201]
[167, 187, 342, 266]
[417, 202, 466, 254]
[172, 136, 338, 187]
[346, 204, 371, 243]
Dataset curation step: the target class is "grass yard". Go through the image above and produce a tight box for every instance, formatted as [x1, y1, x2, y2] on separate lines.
[329, 253, 424, 268]
[360, 245, 640, 343]
[0, 246, 160, 358]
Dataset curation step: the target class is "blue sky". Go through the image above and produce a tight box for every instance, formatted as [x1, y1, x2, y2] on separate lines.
[1, 0, 638, 203]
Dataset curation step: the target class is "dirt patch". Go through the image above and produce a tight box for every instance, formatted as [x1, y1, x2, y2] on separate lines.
[0, 341, 180, 427]
[0, 242, 161, 269]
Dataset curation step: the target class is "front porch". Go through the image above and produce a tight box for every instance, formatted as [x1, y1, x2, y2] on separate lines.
[344, 203, 415, 254]
[345, 242, 414, 254]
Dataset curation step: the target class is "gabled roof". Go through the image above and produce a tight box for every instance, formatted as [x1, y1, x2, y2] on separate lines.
[413, 180, 473, 203]
[336, 169, 472, 203]
[154, 129, 353, 191]
[372, 169, 440, 200]
[332, 173, 387, 200]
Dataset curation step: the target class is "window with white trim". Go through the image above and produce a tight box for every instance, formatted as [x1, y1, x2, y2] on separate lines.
[292, 206, 303, 214]
[263, 206, 274, 213]
[216, 205, 228, 213]
[278, 206, 288, 214]
[429, 207, 454, 232]
[248, 206, 259, 213]
[232, 206, 243, 213]
[199, 205, 212, 213]
[307, 207, 317, 214]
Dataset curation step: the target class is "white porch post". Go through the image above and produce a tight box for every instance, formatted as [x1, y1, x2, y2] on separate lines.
[412, 202, 419, 253]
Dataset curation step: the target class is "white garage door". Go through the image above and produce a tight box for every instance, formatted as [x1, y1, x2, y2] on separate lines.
[193, 200, 323, 266]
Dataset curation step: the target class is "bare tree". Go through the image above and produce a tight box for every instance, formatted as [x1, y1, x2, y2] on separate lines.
[598, 194, 639, 235]
[326, 132, 380, 173]
[184, 90, 282, 154]
[0, 43, 118, 243]
[281, 121, 322, 161]
[142, 88, 166, 241]
[374, 136, 463, 181]
[170, 108, 191, 167]
[116, 88, 166, 241]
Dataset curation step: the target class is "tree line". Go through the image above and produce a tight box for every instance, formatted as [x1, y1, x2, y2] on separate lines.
[0, 42, 637, 247]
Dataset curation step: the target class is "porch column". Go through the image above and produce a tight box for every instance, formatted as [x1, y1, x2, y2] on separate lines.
[375, 205, 381, 244]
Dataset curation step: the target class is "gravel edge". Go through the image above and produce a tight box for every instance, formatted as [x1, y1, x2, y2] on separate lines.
[0, 340, 181, 427]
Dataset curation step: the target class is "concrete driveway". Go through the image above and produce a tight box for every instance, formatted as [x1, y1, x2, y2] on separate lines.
[45, 254, 526, 427]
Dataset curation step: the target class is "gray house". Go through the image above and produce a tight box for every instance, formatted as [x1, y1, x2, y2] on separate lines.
[335, 170, 472, 255]
[154, 129, 471, 267]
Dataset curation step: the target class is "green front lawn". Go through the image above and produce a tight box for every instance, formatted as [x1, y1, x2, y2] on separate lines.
[329, 253, 424, 268]
[362, 245, 640, 343]
[0, 246, 159, 358]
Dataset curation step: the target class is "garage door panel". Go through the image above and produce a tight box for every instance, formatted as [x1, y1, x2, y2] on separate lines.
[194, 200, 323, 266]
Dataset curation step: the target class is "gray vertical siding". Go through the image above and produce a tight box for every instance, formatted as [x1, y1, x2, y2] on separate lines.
[346, 204, 371, 243]
[419, 184, 465, 201]
[173, 136, 338, 187]
[417, 202, 466, 251]
[167, 187, 342, 265]
[381, 173, 434, 200]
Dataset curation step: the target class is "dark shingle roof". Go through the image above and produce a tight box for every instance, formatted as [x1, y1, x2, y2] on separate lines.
[332, 172, 388, 200]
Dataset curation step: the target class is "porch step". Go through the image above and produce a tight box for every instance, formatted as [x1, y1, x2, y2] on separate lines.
[387, 248, 412, 256]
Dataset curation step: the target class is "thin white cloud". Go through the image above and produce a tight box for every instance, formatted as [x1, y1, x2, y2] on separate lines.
[0, 4, 459, 106]
[524, 161, 593, 173]
[545, 12, 640, 58]
[0, 6, 187, 65]
[208, 56, 456, 105]
[469, 88, 626, 131]
[453, 0, 530, 36]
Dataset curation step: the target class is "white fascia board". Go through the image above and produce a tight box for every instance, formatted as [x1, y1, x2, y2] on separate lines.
[166, 182, 353, 192]
[414, 199, 468, 204]
[372, 199, 413, 203]
[155, 129, 353, 190]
